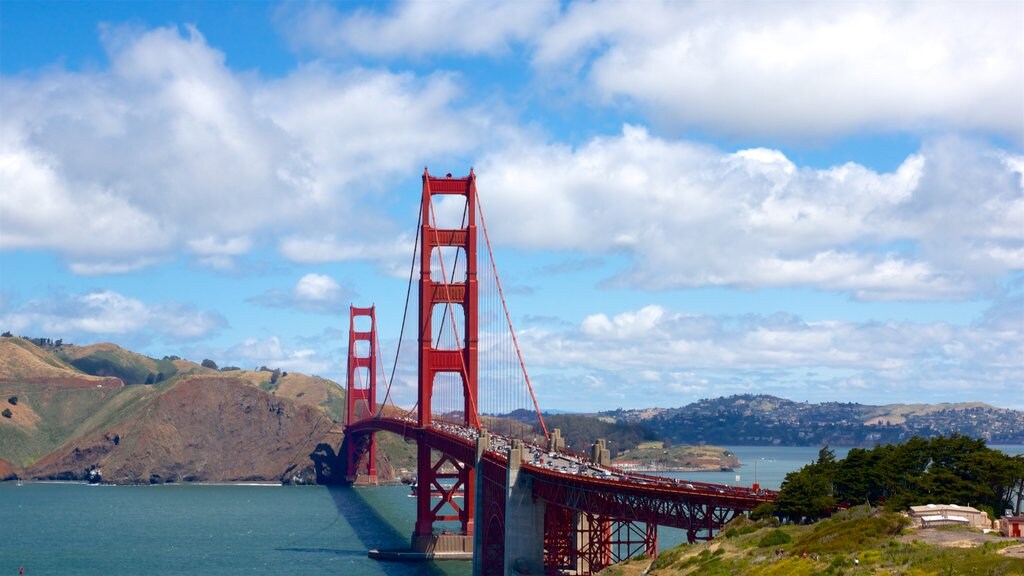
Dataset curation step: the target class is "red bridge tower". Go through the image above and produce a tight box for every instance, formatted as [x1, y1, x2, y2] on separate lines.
[413, 168, 480, 555]
[344, 305, 378, 484]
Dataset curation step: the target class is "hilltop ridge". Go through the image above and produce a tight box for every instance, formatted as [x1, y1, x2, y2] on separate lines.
[605, 394, 1024, 446]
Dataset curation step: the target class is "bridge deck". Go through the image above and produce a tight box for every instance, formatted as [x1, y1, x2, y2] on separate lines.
[346, 416, 775, 532]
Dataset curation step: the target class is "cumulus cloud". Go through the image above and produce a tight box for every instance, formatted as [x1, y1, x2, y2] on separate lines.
[0, 290, 226, 342]
[0, 25, 478, 272]
[516, 301, 1023, 410]
[534, 1, 1024, 139]
[277, 0, 558, 57]
[248, 273, 351, 313]
[478, 126, 1023, 300]
[215, 336, 334, 377]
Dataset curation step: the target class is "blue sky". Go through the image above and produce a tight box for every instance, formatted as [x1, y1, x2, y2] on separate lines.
[1, 1, 1022, 412]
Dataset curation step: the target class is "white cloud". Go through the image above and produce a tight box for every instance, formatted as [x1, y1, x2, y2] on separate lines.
[479, 126, 1023, 300]
[218, 336, 334, 376]
[0, 290, 225, 341]
[581, 305, 666, 340]
[248, 273, 351, 314]
[0, 25, 478, 272]
[518, 300, 1023, 410]
[534, 1, 1024, 138]
[294, 273, 341, 303]
[277, 0, 559, 57]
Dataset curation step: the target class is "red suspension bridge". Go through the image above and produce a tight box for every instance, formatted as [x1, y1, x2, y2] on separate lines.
[342, 169, 776, 575]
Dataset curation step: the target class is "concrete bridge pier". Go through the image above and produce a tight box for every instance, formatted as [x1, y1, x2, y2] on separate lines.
[474, 437, 546, 575]
[503, 440, 546, 575]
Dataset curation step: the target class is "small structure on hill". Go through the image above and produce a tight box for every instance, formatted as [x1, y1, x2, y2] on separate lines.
[999, 515, 1024, 538]
[908, 504, 990, 529]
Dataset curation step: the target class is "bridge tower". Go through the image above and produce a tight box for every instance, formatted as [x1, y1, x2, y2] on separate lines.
[344, 305, 378, 484]
[413, 168, 480, 555]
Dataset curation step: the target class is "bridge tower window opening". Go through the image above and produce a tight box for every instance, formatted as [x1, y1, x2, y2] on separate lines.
[429, 302, 466, 351]
[431, 371, 468, 425]
[352, 339, 370, 359]
[428, 193, 468, 231]
[430, 246, 467, 284]
[351, 366, 373, 419]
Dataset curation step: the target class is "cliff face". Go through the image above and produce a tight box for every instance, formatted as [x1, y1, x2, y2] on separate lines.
[0, 458, 18, 480]
[25, 377, 340, 484]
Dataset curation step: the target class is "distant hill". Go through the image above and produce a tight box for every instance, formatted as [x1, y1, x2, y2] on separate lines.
[605, 394, 1024, 447]
[0, 337, 408, 483]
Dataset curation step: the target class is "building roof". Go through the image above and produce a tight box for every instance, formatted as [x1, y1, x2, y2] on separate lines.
[909, 503, 982, 515]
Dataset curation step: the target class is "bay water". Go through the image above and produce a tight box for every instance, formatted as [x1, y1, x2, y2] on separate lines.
[4, 445, 1020, 574]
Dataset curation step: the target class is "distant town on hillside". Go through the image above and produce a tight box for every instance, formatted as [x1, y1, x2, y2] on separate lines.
[600, 394, 1024, 447]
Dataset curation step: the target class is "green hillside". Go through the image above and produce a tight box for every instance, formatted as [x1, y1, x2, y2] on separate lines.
[57, 343, 182, 385]
[603, 507, 1024, 575]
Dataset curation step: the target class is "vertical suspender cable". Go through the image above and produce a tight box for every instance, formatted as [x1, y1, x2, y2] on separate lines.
[474, 191, 549, 440]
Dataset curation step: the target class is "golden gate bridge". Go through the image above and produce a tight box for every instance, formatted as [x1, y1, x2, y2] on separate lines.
[341, 169, 776, 575]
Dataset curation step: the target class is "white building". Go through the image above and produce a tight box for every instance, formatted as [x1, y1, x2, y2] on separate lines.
[908, 504, 991, 529]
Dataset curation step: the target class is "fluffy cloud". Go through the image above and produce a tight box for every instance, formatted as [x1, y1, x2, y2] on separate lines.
[478, 127, 1023, 300]
[277, 0, 558, 57]
[278, 1, 1022, 139]
[248, 273, 351, 313]
[534, 1, 1024, 138]
[0, 25, 477, 272]
[0, 290, 225, 342]
[516, 297, 1024, 410]
[215, 336, 335, 377]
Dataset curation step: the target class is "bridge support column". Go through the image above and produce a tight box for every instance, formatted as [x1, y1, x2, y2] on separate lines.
[504, 440, 545, 575]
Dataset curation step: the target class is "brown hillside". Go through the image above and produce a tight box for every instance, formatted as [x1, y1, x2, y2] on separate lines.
[210, 369, 346, 423]
[0, 338, 119, 387]
[0, 457, 19, 480]
[26, 376, 339, 484]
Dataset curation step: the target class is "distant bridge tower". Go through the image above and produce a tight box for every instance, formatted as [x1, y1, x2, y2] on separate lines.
[414, 168, 480, 555]
[344, 305, 378, 484]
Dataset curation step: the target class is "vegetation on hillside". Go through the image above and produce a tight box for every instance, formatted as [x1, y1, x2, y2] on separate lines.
[763, 436, 1024, 523]
[610, 394, 1024, 446]
[538, 413, 661, 455]
[614, 442, 740, 471]
[605, 507, 1024, 575]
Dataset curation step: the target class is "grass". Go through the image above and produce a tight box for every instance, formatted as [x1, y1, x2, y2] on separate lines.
[792, 506, 910, 553]
[614, 443, 738, 470]
[619, 507, 1024, 576]
[60, 347, 178, 385]
[0, 381, 125, 466]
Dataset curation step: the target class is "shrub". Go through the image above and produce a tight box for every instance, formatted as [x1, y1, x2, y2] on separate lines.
[201, 359, 218, 370]
[723, 524, 761, 539]
[751, 502, 776, 521]
[758, 529, 792, 548]
[2, 408, 11, 418]
[7, 396, 16, 405]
